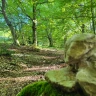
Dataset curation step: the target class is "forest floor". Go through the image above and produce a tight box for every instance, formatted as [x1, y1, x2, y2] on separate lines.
[0, 46, 65, 96]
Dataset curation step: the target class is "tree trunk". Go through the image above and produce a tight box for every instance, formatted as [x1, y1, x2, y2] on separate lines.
[46, 27, 53, 47]
[81, 24, 85, 33]
[32, 3, 37, 47]
[1, 0, 19, 45]
[48, 32, 53, 47]
[90, 0, 95, 34]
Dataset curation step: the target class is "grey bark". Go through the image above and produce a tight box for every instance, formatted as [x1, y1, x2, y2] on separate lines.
[1, 0, 19, 45]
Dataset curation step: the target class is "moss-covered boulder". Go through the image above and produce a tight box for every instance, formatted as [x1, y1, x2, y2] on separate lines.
[16, 81, 82, 96]
[45, 67, 77, 92]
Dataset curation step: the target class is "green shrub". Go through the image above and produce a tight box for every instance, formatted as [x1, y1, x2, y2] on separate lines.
[0, 45, 15, 56]
[16, 81, 81, 96]
[0, 48, 13, 56]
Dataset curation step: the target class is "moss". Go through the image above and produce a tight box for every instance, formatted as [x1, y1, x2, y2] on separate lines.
[16, 81, 82, 96]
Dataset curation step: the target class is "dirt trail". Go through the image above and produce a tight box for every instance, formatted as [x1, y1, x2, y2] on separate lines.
[0, 47, 64, 96]
[0, 64, 66, 82]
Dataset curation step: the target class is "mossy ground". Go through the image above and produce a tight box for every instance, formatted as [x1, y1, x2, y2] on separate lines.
[17, 81, 81, 96]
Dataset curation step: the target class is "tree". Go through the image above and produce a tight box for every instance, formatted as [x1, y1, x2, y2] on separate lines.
[17, 0, 54, 47]
[32, 2, 37, 47]
[17, 1, 38, 47]
[90, 0, 96, 34]
[0, 0, 96, 48]
[1, 0, 20, 45]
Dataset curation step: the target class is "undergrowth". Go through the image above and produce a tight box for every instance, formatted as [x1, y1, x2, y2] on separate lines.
[0, 45, 14, 56]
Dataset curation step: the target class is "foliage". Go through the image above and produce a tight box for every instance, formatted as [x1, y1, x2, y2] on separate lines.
[17, 81, 81, 96]
[0, 0, 96, 47]
[0, 46, 14, 56]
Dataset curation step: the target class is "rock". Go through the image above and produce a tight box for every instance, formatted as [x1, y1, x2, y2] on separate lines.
[64, 33, 96, 72]
[78, 47, 96, 70]
[76, 67, 96, 96]
[45, 67, 77, 92]
[63, 33, 96, 96]
[64, 33, 95, 63]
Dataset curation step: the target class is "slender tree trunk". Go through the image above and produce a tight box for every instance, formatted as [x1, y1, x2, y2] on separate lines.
[48, 32, 53, 47]
[64, 34, 67, 46]
[81, 24, 85, 33]
[32, 3, 37, 47]
[90, 0, 95, 34]
[1, 0, 19, 45]
[46, 28, 53, 47]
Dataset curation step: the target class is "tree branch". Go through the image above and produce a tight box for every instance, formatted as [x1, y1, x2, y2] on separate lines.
[17, 0, 33, 20]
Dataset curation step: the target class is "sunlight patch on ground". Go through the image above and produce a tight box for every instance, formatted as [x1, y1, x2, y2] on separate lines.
[12, 54, 30, 57]
[0, 75, 44, 82]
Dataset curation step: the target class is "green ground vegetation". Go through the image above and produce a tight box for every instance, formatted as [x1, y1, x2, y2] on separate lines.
[17, 81, 82, 96]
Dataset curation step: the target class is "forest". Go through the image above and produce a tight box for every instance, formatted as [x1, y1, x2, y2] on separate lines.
[0, 0, 96, 96]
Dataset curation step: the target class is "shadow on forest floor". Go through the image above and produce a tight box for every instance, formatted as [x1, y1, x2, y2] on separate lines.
[0, 46, 65, 96]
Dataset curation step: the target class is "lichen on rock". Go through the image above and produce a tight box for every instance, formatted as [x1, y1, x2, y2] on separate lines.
[45, 67, 77, 92]
[64, 33, 95, 63]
